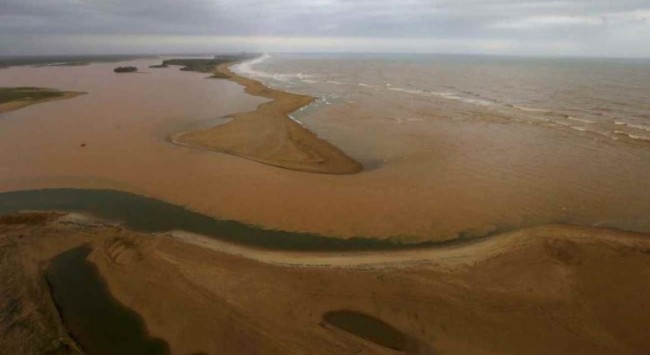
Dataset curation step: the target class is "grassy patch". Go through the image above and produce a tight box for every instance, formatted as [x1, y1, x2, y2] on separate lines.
[0, 87, 65, 104]
[149, 55, 256, 78]
[0, 55, 149, 68]
[113, 66, 138, 73]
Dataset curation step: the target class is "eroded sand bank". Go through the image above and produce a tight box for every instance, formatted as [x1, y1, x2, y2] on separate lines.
[175, 62, 363, 174]
[2, 213, 649, 354]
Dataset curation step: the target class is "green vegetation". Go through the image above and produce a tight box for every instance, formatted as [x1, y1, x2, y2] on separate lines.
[0, 87, 65, 104]
[156, 59, 230, 73]
[149, 55, 256, 78]
[113, 66, 137, 73]
[0, 55, 148, 69]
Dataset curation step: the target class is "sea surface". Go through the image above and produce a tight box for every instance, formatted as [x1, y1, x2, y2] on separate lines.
[234, 53, 650, 143]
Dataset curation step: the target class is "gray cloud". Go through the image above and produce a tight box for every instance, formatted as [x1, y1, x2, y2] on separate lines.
[1, 0, 649, 56]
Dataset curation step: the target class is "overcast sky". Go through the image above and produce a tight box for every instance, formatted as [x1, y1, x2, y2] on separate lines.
[1, 0, 649, 57]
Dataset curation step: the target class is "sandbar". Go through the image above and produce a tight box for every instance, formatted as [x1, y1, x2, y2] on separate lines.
[174, 61, 363, 174]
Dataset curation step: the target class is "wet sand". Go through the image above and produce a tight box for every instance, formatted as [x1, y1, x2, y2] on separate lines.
[175, 62, 362, 174]
[2, 213, 649, 354]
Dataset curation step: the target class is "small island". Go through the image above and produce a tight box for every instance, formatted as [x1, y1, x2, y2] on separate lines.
[114, 66, 138, 73]
[170, 57, 363, 174]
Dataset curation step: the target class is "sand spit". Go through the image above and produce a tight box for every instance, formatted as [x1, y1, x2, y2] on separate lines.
[1, 212, 649, 354]
[175, 62, 363, 174]
[170, 223, 650, 269]
[0, 89, 85, 115]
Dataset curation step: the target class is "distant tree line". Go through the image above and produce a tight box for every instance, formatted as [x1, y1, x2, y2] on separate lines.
[147, 54, 258, 78]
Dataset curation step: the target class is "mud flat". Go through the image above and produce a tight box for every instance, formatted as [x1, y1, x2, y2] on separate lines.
[174, 61, 363, 174]
[1, 212, 649, 354]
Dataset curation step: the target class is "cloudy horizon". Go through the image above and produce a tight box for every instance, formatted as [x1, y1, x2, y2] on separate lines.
[1, 0, 649, 57]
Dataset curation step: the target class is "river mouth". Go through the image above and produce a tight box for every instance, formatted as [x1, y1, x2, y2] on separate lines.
[0, 188, 434, 251]
[46, 245, 170, 355]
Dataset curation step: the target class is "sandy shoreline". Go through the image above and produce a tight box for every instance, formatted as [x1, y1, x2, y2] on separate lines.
[174, 61, 363, 174]
[2, 212, 649, 354]
[0, 90, 85, 115]
[168, 223, 650, 269]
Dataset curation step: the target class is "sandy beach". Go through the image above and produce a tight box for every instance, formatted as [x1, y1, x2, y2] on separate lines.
[175, 62, 363, 174]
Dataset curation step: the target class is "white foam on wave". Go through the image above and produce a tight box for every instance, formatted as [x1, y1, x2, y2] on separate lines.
[613, 130, 650, 142]
[386, 86, 495, 106]
[629, 134, 650, 142]
[231, 53, 272, 78]
[512, 105, 552, 114]
[232, 54, 319, 84]
[627, 123, 650, 131]
[287, 114, 304, 126]
[570, 126, 587, 132]
[388, 87, 427, 96]
[614, 121, 650, 136]
[434, 92, 493, 106]
[566, 116, 595, 124]
[389, 116, 425, 124]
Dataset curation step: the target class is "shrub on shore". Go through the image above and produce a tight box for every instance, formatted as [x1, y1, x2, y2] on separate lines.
[114, 66, 137, 73]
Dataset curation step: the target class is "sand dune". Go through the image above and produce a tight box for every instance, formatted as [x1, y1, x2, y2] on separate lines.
[175, 62, 363, 174]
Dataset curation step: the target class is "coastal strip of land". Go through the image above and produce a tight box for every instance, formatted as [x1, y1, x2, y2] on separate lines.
[171, 58, 363, 174]
[168, 223, 649, 269]
[2, 212, 649, 354]
[0, 55, 150, 68]
[0, 87, 85, 115]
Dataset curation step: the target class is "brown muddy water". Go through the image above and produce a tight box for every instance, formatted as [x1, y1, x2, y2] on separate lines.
[1, 57, 650, 242]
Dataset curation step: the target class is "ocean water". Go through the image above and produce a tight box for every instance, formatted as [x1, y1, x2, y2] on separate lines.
[233, 53, 650, 143]
[230, 53, 650, 237]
